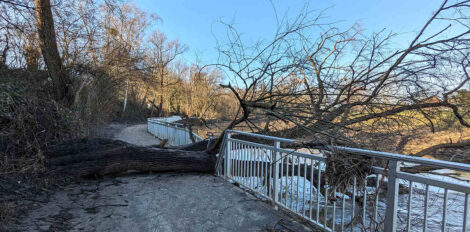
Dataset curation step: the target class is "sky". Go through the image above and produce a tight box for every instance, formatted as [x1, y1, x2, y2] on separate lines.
[134, 0, 444, 65]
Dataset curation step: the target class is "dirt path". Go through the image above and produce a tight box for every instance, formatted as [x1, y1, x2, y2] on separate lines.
[17, 123, 314, 232]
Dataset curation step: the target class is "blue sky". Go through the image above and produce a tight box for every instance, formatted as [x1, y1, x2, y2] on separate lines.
[134, 0, 443, 64]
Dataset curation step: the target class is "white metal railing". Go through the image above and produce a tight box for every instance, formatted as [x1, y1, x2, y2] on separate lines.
[147, 118, 203, 146]
[217, 130, 470, 232]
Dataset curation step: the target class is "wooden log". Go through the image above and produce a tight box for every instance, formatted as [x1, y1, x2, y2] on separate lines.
[45, 138, 216, 177]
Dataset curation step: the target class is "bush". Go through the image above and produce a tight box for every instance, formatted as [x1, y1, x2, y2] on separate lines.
[0, 72, 84, 175]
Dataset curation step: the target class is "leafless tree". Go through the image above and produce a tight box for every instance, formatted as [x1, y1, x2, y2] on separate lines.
[215, 0, 470, 150]
[148, 30, 187, 116]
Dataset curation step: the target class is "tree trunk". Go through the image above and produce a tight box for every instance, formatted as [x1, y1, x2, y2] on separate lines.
[46, 138, 216, 177]
[0, 35, 8, 70]
[34, 0, 71, 104]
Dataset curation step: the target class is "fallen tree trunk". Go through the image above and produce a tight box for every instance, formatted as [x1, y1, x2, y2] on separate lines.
[46, 138, 216, 177]
[414, 140, 470, 157]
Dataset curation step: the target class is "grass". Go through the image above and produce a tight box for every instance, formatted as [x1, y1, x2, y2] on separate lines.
[404, 127, 470, 155]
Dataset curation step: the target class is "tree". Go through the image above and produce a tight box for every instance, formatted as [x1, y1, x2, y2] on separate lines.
[215, 0, 470, 150]
[148, 30, 187, 116]
[34, 0, 72, 104]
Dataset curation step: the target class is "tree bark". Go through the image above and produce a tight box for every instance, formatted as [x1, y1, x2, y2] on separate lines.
[34, 0, 71, 104]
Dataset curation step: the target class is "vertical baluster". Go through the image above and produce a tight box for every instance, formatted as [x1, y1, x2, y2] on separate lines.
[297, 157, 300, 213]
[229, 141, 232, 180]
[246, 145, 250, 187]
[324, 183, 328, 227]
[291, 155, 294, 210]
[245, 144, 249, 186]
[332, 187, 337, 232]
[424, 184, 429, 232]
[269, 149, 273, 199]
[256, 147, 260, 190]
[245, 145, 249, 186]
[224, 134, 231, 180]
[303, 159, 307, 216]
[273, 141, 280, 206]
[241, 144, 245, 185]
[363, 181, 367, 227]
[384, 161, 399, 232]
[316, 162, 321, 222]
[231, 141, 235, 180]
[341, 191, 345, 231]
[259, 147, 263, 191]
[280, 153, 284, 206]
[252, 146, 256, 188]
[442, 188, 448, 232]
[246, 144, 250, 187]
[265, 149, 268, 196]
[309, 159, 314, 219]
[232, 141, 235, 181]
[259, 148, 263, 195]
[253, 146, 256, 189]
[239, 143, 242, 183]
[285, 154, 290, 208]
[249, 146, 253, 189]
[261, 148, 265, 195]
[464, 193, 468, 232]
[237, 143, 241, 182]
[407, 181, 413, 231]
[374, 173, 379, 231]
[351, 176, 356, 232]
[253, 146, 256, 190]
[238, 142, 241, 182]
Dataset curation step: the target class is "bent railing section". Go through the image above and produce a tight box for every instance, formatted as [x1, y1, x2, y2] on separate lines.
[147, 118, 203, 146]
[217, 130, 470, 232]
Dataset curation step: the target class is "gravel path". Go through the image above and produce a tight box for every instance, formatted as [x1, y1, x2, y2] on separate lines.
[114, 124, 160, 146]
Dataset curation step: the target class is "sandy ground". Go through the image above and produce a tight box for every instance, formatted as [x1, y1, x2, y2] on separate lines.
[17, 123, 314, 232]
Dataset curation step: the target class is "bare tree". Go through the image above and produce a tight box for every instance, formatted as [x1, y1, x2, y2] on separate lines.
[148, 30, 187, 116]
[215, 0, 470, 150]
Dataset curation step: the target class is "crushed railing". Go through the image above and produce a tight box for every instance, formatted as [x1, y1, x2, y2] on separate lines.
[147, 118, 203, 146]
[216, 130, 470, 232]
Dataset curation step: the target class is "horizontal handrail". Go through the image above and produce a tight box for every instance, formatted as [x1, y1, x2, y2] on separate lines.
[228, 138, 326, 162]
[333, 146, 470, 172]
[396, 171, 470, 193]
[227, 129, 295, 143]
[227, 129, 470, 172]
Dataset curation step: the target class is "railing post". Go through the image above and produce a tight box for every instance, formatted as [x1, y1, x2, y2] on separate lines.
[273, 141, 280, 208]
[224, 133, 231, 180]
[384, 160, 400, 232]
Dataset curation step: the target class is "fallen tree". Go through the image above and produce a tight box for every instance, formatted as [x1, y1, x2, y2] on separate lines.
[46, 138, 216, 177]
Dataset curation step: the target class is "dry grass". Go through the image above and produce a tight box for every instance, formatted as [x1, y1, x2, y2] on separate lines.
[403, 127, 470, 155]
